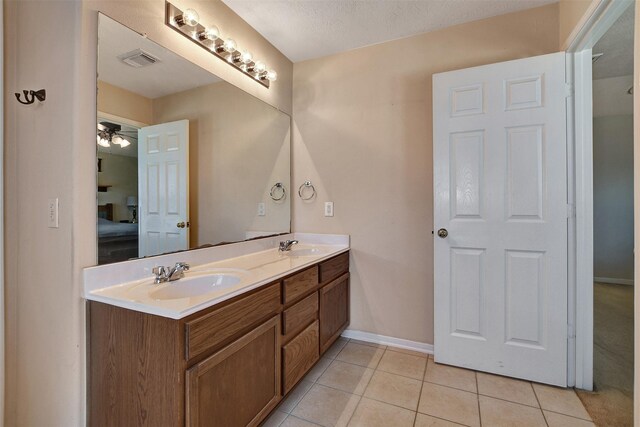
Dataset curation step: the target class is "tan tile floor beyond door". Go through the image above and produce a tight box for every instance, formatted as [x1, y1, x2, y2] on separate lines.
[262, 338, 595, 427]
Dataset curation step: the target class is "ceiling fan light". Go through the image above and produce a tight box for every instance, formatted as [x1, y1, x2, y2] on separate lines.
[97, 136, 110, 148]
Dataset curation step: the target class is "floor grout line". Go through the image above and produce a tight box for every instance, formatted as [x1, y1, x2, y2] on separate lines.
[474, 371, 482, 427]
[280, 338, 595, 427]
[414, 372, 426, 426]
[358, 393, 419, 414]
[342, 395, 362, 427]
[531, 382, 550, 427]
[476, 392, 541, 410]
[384, 346, 431, 359]
[543, 408, 596, 423]
[284, 414, 323, 427]
[422, 378, 477, 394]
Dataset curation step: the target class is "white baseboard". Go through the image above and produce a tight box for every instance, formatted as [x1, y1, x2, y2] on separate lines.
[594, 276, 634, 286]
[341, 329, 434, 355]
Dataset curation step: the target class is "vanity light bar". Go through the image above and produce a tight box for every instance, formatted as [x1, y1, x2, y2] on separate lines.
[165, 2, 277, 88]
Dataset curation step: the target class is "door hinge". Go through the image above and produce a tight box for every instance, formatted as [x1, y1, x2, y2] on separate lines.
[565, 83, 574, 98]
[567, 203, 576, 218]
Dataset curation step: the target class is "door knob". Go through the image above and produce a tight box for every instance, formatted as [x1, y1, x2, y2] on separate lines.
[437, 228, 448, 238]
[177, 221, 186, 229]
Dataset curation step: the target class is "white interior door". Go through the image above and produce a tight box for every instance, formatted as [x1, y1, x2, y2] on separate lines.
[433, 52, 568, 386]
[138, 119, 189, 257]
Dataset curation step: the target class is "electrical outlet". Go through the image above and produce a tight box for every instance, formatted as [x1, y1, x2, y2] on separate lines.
[48, 198, 59, 228]
[257, 202, 266, 216]
[324, 201, 334, 217]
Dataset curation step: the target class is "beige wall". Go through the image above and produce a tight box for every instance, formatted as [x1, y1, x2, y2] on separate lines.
[4, 1, 86, 425]
[559, 0, 598, 49]
[4, 0, 292, 425]
[97, 80, 152, 124]
[153, 82, 291, 247]
[292, 4, 560, 345]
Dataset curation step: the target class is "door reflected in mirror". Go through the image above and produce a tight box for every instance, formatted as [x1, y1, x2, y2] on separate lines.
[97, 14, 290, 265]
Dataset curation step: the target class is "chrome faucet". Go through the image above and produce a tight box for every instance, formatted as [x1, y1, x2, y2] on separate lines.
[152, 262, 190, 284]
[279, 240, 299, 252]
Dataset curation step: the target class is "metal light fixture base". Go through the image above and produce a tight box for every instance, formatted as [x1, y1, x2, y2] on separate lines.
[165, 2, 270, 89]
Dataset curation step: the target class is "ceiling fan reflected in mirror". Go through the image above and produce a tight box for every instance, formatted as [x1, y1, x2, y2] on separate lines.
[97, 121, 135, 148]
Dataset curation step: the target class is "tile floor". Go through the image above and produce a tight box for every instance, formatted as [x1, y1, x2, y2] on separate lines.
[263, 338, 595, 427]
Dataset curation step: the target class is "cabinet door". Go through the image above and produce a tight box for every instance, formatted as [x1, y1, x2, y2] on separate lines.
[186, 316, 280, 427]
[282, 320, 319, 394]
[319, 273, 350, 354]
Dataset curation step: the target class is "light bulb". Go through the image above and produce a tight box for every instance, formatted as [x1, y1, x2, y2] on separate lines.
[240, 50, 253, 64]
[97, 135, 110, 148]
[223, 38, 237, 53]
[266, 69, 278, 82]
[117, 137, 131, 148]
[200, 25, 219, 41]
[180, 8, 199, 27]
[254, 61, 266, 73]
[112, 135, 129, 147]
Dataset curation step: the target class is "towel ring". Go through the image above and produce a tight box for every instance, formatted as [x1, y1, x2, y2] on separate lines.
[298, 180, 316, 201]
[270, 182, 286, 201]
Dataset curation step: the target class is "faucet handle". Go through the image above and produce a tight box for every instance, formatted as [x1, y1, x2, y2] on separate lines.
[152, 266, 169, 283]
[175, 262, 190, 271]
[152, 266, 167, 275]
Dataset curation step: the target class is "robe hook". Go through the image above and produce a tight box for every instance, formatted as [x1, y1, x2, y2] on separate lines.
[15, 89, 46, 105]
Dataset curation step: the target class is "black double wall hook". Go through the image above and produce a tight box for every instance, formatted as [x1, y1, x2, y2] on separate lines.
[15, 89, 46, 105]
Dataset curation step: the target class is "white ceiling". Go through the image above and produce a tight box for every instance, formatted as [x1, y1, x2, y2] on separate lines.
[98, 14, 221, 99]
[593, 4, 635, 80]
[222, 0, 557, 62]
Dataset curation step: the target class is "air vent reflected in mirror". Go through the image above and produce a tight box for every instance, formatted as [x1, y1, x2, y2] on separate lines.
[117, 48, 160, 68]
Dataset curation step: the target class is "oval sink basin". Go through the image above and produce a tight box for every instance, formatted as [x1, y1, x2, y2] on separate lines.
[151, 274, 242, 300]
[284, 247, 330, 257]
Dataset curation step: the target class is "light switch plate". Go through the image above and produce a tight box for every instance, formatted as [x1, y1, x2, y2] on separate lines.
[324, 201, 334, 217]
[48, 198, 59, 228]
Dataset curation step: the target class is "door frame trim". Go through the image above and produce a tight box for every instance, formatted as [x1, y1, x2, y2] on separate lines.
[567, 0, 634, 391]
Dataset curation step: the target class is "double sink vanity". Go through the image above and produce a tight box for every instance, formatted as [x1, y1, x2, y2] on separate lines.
[84, 233, 350, 426]
[88, 13, 348, 427]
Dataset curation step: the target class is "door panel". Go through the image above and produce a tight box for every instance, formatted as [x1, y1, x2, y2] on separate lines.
[138, 120, 189, 257]
[434, 52, 568, 386]
[450, 248, 485, 339]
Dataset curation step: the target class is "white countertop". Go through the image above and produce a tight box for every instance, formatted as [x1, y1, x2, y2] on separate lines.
[83, 233, 349, 319]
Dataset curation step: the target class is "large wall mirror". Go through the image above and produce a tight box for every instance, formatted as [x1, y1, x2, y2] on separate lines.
[96, 14, 291, 265]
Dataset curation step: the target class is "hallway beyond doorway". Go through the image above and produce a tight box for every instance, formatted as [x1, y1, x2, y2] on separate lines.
[577, 282, 634, 426]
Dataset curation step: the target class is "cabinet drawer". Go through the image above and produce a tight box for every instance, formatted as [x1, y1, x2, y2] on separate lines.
[283, 266, 318, 305]
[185, 283, 281, 361]
[282, 292, 318, 342]
[319, 252, 349, 284]
[282, 320, 319, 394]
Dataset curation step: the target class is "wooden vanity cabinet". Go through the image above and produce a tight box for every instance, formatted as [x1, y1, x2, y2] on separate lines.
[88, 251, 350, 427]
